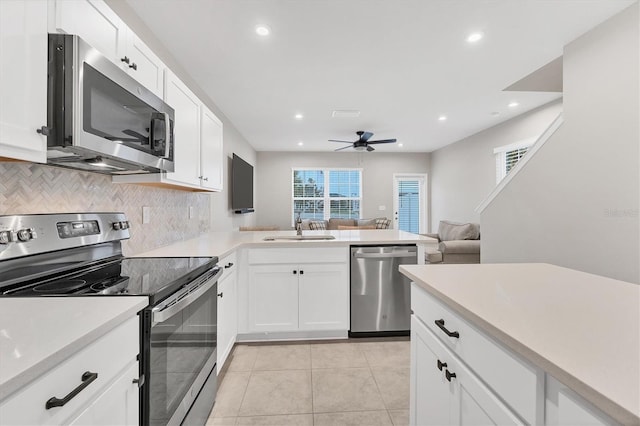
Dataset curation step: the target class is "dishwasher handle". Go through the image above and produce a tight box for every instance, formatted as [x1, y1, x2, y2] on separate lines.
[353, 250, 416, 259]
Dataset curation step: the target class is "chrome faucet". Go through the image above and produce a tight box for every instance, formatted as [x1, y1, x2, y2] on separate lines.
[296, 212, 303, 236]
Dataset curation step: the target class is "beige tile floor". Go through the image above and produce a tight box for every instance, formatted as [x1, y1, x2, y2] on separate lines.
[207, 340, 410, 426]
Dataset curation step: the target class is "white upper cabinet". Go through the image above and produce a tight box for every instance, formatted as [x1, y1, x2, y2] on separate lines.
[0, 0, 48, 163]
[51, 0, 165, 98]
[164, 69, 202, 186]
[200, 106, 224, 191]
[124, 31, 165, 98]
[52, 0, 126, 64]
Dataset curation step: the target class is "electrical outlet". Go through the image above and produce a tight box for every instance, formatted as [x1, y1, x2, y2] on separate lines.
[189, 206, 195, 219]
[142, 206, 150, 224]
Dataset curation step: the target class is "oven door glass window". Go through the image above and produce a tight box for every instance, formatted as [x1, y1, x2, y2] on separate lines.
[148, 283, 217, 425]
[82, 63, 172, 159]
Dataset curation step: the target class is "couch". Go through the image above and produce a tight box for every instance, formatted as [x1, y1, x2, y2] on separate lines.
[300, 217, 391, 230]
[422, 221, 480, 264]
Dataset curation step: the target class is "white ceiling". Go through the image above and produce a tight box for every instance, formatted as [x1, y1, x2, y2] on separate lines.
[124, 0, 634, 153]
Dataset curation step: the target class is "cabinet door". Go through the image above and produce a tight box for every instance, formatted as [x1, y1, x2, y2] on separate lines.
[545, 375, 612, 426]
[164, 69, 201, 186]
[217, 268, 237, 369]
[68, 362, 139, 426]
[126, 31, 165, 98]
[298, 263, 349, 330]
[53, 0, 127, 65]
[248, 264, 298, 332]
[410, 316, 452, 426]
[200, 106, 224, 191]
[0, 0, 47, 162]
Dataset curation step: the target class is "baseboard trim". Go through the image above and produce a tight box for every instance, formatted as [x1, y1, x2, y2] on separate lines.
[237, 329, 348, 342]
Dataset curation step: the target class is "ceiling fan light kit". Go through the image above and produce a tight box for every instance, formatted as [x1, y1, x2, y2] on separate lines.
[329, 130, 397, 152]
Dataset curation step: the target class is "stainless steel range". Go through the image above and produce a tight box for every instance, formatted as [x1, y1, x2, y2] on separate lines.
[0, 213, 221, 425]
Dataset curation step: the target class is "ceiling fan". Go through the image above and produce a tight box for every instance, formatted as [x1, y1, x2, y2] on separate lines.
[329, 131, 397, 152]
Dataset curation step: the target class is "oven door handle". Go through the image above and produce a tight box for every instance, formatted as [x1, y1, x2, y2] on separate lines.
[152, 267, 223, 324]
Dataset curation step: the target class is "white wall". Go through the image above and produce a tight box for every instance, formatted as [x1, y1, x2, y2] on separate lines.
[481, 4, 639, 283]
[256, 152, 430, 230]
[105, 0, 257, 231]
[430, 100, 563, 230]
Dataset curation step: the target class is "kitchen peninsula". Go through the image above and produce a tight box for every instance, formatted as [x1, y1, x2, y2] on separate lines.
[400, 263, 639, 426]
[134, 229, 437, 367]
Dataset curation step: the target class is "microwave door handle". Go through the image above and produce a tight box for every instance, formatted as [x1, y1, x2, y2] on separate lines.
[151, 267, 223, 324]
[162, 112, 171, 159]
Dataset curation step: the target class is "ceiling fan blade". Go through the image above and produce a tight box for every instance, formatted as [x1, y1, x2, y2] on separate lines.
[367, 139, 397, 144]
[366, 145, 375, 152]
[334, 145, 354, 151]
[329, 139, 355, 143]
[360, 131, 374, 142]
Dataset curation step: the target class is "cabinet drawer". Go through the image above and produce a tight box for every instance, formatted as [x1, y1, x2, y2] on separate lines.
[411, 284, 543, 425]
[248, 247, 347, 265]
[219, 251, 237, 276]
[0, 316, 139, 425]
[412, 316, 523, 425]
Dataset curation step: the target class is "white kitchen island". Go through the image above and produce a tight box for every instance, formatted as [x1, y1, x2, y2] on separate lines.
[400, 263, 639, 426]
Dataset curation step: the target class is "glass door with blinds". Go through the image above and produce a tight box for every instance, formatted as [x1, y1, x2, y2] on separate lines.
[393, 174, 427, 233]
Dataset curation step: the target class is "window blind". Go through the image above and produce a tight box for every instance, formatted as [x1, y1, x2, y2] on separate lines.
[397, 180, 420, 233]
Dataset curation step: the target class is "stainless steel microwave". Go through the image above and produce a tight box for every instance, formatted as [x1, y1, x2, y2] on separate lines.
[46, 34, 174, 174]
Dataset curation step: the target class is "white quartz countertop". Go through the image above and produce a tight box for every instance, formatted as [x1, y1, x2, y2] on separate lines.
[399, 263, 640, 425]
[0, 296, 148, 401]
[131, 229, 436, 258]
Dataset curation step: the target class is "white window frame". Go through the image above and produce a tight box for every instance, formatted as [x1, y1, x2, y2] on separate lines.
[494, 137, 536, 184]
[291, 167, 363, 226]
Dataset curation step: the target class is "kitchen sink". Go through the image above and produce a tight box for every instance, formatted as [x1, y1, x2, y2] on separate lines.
[263, 235, 336, 241]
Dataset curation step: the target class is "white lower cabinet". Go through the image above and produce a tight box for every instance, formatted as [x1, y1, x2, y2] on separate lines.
[545, 375, 616, 426]
[248, 264, 299, 332]
[68, 362, 139, 426]
[217, 252, 238, 370]
[410, 316, 521, 426]
[245, 247, 349, 335]
[0, 316, 140, 425]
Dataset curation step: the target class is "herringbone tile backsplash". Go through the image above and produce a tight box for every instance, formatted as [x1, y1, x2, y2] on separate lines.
[0, 162, 211, 255]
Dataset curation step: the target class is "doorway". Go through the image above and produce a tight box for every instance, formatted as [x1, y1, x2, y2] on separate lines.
[393, 174, 427, 233]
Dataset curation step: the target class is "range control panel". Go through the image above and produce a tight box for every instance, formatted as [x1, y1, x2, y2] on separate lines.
[0, 213, 130, 261]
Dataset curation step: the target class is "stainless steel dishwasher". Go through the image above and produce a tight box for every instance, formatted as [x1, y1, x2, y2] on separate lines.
[350, 245, 417, 336]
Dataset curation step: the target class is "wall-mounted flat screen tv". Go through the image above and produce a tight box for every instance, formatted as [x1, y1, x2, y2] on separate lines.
[231, 154, 254, 213]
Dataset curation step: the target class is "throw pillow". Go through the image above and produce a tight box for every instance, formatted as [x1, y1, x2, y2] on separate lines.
[308, 220, 327, 230]
[375, 218, 391, 229]
[438, 220, 480, 241]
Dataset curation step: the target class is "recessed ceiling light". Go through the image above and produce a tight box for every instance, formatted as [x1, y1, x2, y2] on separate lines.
[332, 110, 361, 118]
[508, 102, 519, 108]
[255, 25, 270, 36]
[297, 141, 303, 146]
[294, 113, 304, 120]
[398, 143, 404, 148]
[466, 32, 484, 43]
[438, 115, 447, 121]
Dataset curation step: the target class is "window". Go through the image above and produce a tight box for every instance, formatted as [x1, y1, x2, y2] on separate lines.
[494, 138, 535, 183]
[292, 168, 361, 223]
